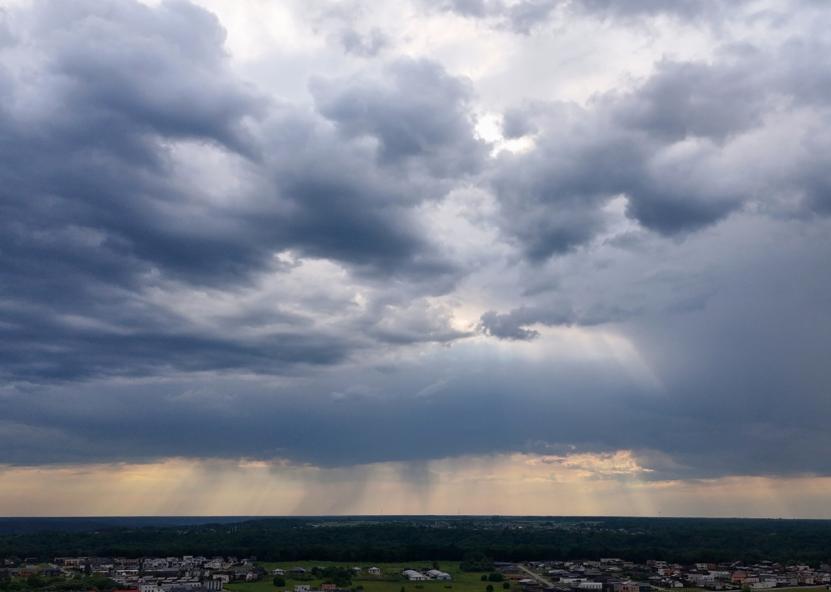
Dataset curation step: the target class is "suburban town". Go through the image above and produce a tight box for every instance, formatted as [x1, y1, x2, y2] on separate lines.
[2, 555, 831, 592]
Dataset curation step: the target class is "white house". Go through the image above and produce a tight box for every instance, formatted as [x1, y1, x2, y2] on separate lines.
[368, 568, 382, 576]
[403, 570, 429, 581]
[427, 570, 451, 581]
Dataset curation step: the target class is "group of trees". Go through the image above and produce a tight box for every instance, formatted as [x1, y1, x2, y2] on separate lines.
[313, 567, 354, 588]
[273, 567, 353, 589]
[460, 553, 494, 572]
[479, 573, 509, 592]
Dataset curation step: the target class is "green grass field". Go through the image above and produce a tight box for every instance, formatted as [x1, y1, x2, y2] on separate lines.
[226, 561, 510, 592]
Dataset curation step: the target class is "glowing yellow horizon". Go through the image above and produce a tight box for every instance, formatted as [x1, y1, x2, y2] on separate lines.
[2, 452, 830, 518]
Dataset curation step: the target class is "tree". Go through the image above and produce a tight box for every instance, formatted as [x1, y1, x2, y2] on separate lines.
[481, 576, 488, 582]
[486, 585, 494, 592]
[273, 577, 286, 587]
[461, 553, 494, 573]
[313, 567, 352, 587]
[502, 583, 510, 589]
[488, 574, 504, 582]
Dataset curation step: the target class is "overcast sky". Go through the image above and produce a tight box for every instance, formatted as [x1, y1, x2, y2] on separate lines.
[1, 0, 831, 517]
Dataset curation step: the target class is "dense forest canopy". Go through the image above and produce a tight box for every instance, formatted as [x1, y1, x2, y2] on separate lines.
[1, 517, 830, 565]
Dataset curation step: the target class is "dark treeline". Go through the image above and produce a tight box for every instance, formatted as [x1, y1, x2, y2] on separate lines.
[0, 518, 251, 535]
[1, 517, 830, 565]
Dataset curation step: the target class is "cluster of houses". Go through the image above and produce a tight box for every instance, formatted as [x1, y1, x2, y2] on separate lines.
[643, 560, 831, 590]
[514, 559, 831, 592]
[0, 555, 265, 592]
[3, 555, 831, 592]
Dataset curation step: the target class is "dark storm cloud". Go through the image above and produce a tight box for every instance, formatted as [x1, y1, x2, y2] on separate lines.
[479, 310, 543, 340]
[501, 107, 537, 139]
[0, 0, 266, 282]
[469, 212, 831, 481]
[479, 306, 570, 339]
[251, 108, 460, 280]
[492, 115, 645, 258]
[0, 300, 349, 383]
[622, 219, 831, 479]
[33, 0, 262, 154]
[0, 342, 656, 467]
[3, 214, 831, 480]
[478, 297, 637, 340]
[610, 52, 771, 142]
[0, 0, 476, 383]
[311, 58, 486, 177]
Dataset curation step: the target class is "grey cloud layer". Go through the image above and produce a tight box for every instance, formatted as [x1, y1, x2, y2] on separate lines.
[2, 0, 831, 482]
[490, 39, 831, 261]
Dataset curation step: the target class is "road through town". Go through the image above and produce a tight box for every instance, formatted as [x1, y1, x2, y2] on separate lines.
[518, 564, 555, 588]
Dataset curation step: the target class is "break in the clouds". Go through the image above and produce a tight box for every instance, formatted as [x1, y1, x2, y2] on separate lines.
[1, 0, 831, 515]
